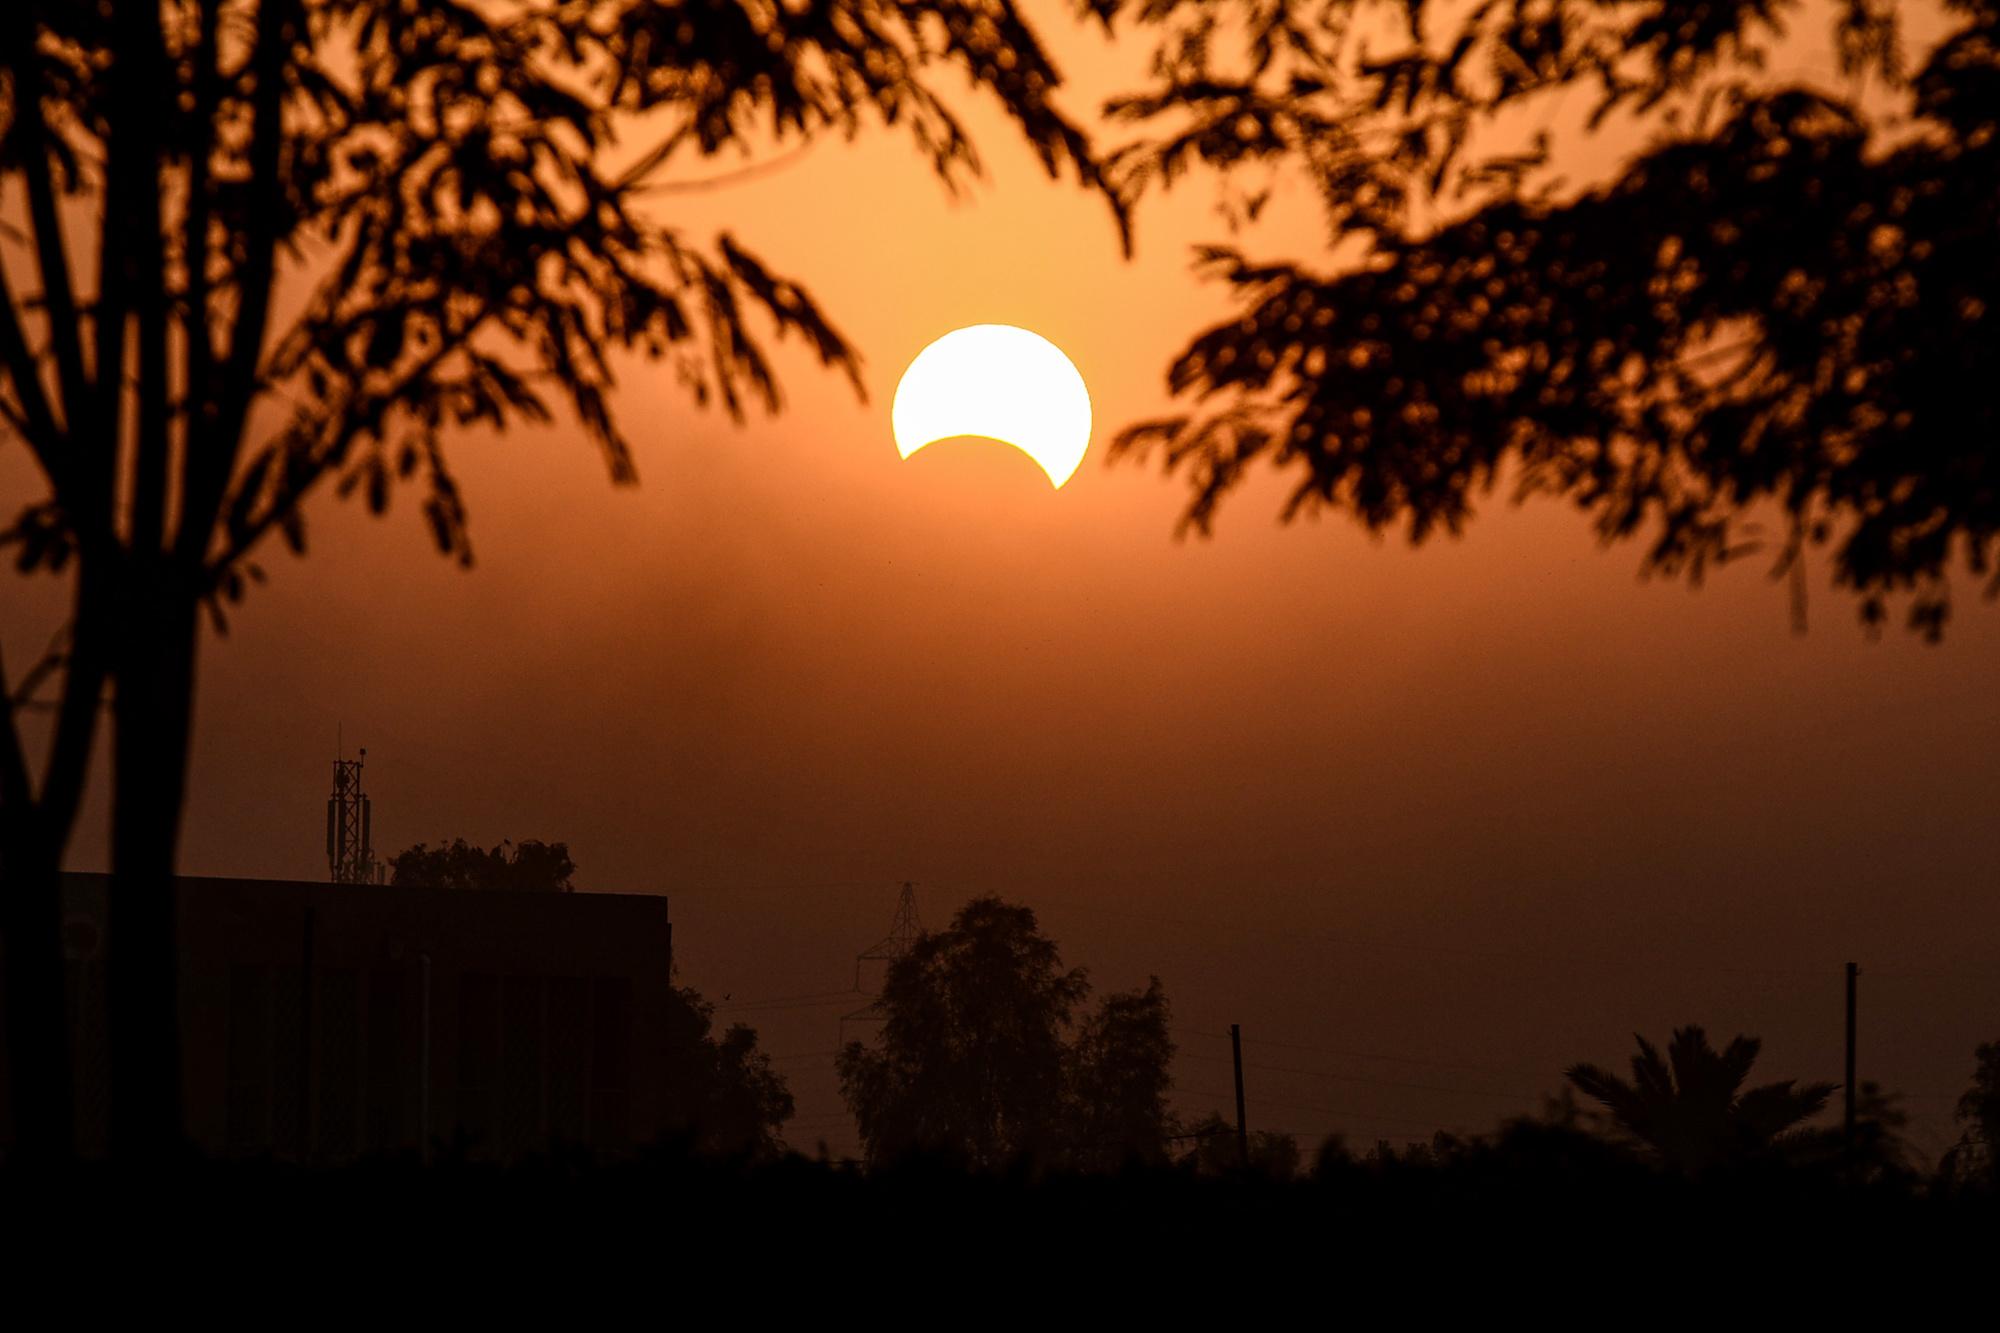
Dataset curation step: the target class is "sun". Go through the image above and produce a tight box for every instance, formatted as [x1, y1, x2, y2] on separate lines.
[891, 325, 1092, 488]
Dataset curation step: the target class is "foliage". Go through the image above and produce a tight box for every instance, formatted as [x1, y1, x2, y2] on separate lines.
[839, 897, 1085, 1167]
[660, 985, 794, 1160]
[1566, 1025, 1836, 1174]
[1067, 975, 1178, 1170]
[1942, 1040, 2000, 1188]
[1786, 1078, 1922, 1184]
[1179, 1110, 1301, 1180]
[388, 836, 576, 892]
[1098, 0, 1999, 635]
[0, 0, 1123, 1155]
[837, 896, 1178, 1170]
[2, 0, 1122, 591]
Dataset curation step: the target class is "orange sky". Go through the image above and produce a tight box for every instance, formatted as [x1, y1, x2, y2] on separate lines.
[5, 2, 1998, 1159]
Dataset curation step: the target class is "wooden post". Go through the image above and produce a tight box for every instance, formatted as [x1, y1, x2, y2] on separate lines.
[419, 952, 432, 1164]
[1231, 1022, 1249, 1171]
[1844, 962, 1859, 1153]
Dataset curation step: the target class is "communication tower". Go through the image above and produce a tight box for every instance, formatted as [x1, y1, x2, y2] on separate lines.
[327, 748, 375, 883]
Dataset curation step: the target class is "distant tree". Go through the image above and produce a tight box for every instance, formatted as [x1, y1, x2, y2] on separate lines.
[1788, 1079, 1920, 1184]
[839, 898, 1084, 1167]
[1851, 1080, 1916, 1172]
[1536, 1084, 1588, 1132]
[1179, 1111, 1301, 1181]
[1566, 1026, 1836, 1174]
[837, 896, 1177, 1169]
[1363, 1129, 1475, 1170]
[1942, 1041, 2000, 1189]
[1067, 975, 1177, 1170]
[660, 985, 793, 1160]
[1098, 0, 2000, 637]
[0, 0, 1122, 1158]
[389, 837, 575, 892]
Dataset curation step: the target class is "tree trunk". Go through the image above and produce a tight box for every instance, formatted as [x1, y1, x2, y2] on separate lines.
[1, 564, 110, 1163]
[107, 572, 199, 1160]
[1, 827, 72, 1163]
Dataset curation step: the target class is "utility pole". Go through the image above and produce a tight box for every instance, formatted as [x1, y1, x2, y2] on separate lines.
[1230, 1023, 1249, 1171]
[419, 952, 432, 1165]
[1844, 962, 1859, 1152]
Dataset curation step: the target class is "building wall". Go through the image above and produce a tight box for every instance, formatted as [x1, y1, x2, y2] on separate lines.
[12, 874, 673, 1161]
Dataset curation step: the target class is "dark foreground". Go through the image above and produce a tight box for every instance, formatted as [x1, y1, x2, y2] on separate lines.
[4, 1127, 1996, 1310]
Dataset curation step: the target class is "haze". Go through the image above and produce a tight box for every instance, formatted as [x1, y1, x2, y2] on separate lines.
[5, 8, 1995, 1162]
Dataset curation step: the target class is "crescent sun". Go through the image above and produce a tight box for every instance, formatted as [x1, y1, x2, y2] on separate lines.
[891, 325, 1092, 489]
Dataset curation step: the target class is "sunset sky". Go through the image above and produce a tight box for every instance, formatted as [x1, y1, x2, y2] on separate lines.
[5, 2, 1997, 1160]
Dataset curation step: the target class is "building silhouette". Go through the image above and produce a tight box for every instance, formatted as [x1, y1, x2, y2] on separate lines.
[8, 873, 674, 1161]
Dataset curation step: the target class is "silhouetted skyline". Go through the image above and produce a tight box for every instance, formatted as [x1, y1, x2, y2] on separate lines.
[3, 0, 1997, 1174]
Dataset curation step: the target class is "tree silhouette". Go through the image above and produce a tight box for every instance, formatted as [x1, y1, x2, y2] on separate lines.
[1179, 1111, 1301, 1180]
[0, 0, 1122, 1158]
[1099, 0, 1998, 637]
[390, 837, 576, 892]
[1065, 974, 1176, 1170]
[1566, 1026, 1836, 1174]
[1787, 1078, 1919, 1183]
[837, 896, 1177, 1169]
[839, 898, 1084, 1167]
[659, 985, 793, 1160]
[1942, 1040, 2000, 1189]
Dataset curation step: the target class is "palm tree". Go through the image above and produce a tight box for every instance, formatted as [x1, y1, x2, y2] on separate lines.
[1566, 1027, 1836, 1174]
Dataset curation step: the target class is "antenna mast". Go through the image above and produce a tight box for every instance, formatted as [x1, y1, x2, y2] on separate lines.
[841, 881, 922, 1038]
[326, 747, 375, 883]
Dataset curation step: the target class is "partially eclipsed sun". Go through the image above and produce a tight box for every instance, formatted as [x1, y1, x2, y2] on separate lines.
[891, 325, 1091, 488]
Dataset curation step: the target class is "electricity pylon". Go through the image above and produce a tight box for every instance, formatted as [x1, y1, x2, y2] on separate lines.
[840, 881, 921, 1039]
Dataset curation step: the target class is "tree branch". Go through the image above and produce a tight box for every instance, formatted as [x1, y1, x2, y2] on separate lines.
[180, 0, 220, 472]
[4, 622, 69, 709]
[37, 574, 107, 846]
[0, 256, 65, 484]
[5, 6, 91, 433]
[206, 311, 492, 581]
[87, 6, 137, 534]
[0, 644, 36, 825]
[181, 0, 296, 563]
[117, 4, 173, 559]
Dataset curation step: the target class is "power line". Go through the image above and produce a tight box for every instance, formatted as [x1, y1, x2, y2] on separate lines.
[669, 878, 893, 900]
[1866, 967, 2000, 983]
[717, 876, 2000, 1004]
[715, 874, 2000, 985]
[1179, 1050, 1544, 1103]
[1181, 1026, 1529, 1078]
[1181, 1086, 1477, 1136]
[991, 882, 1860, 982]
[715, 988, 864, 1012]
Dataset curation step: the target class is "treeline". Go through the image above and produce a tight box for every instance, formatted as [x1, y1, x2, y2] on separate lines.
[821, 897, 2000, 1195]
[6, 895, 1998, 1291]
[312, 870, 2000, 1190]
